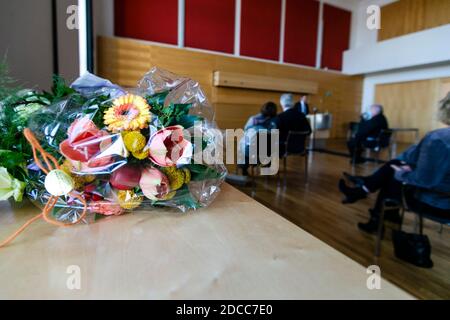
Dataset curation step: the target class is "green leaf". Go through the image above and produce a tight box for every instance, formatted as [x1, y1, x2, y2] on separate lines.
[0, 151, 25, 166]
[153, 185, 201, 210]
[178, 115, 203, 129]
[50, 74, 76, 101]
[146, 91, 169, 107]
[184, 164, 224, 181]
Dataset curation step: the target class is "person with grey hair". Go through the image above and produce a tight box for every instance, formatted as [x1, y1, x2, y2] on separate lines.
[339, 93, 450, 236]
[280, 93, 294, 111]
[347, 103, 388, 164]
[275, 94, 312, 156]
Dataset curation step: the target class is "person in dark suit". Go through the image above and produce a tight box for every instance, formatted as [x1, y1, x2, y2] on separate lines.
[339, 93, 450, 234]
[294, 95, 310, 115]
[347, 104, 388, 164]
[276, 95, 312, 156]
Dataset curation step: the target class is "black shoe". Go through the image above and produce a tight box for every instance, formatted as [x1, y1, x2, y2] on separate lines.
[338, 179, 367, 204]
[350, 157, 366, 164]
[343, 172, 366, 187]
[358, 218, 384, 236]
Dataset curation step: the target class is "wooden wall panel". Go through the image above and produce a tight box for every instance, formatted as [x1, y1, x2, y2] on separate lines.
[97, 36, 362, 138]
[375, 78, 450, 143]
[379, 0, 450, 41]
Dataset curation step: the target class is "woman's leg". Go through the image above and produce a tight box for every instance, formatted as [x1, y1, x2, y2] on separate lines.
[358, 174, 403, 234]
[339, 159, 403, 204]
[360, 159, 404, 192]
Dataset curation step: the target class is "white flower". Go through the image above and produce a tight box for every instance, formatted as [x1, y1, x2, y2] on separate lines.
[0, 167, 26, 202]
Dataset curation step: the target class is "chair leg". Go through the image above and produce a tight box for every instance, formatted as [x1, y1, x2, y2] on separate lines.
[419, 214, 424, 235]
[250, 166, 256, 195]
[413, 214, 420, 233]
[375, 202, 386, 257]
[283, 156, 287, 175]
[399, 207, 406, 230]
[304, 153, 308, 182]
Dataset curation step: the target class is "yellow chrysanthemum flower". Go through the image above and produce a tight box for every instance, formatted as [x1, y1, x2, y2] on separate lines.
[132, 149, 149, 160]
[183, 168, 191, 184]
[104, 94, 151, 132]
[164, 167, 189, 191]
[117, 190, 143, 210]
[60, 160, 95, 190]
[123, 131, 147, 153]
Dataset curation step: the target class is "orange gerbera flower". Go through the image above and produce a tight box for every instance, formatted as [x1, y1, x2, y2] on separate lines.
[103, 94, 151, 132]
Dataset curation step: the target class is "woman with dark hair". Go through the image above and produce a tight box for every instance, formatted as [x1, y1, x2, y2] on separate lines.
[339, 93, 450, 233]
[244, 102, 278, 130]
[239, 102, 278, 176]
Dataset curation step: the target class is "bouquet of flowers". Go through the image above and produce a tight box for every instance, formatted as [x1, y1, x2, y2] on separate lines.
[1, 67, 226, 241]
[0, 60, 78, 203]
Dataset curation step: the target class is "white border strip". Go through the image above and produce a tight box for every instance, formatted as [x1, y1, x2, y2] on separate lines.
[178, 0, 185, 47]
[234, 0, 242, 56]
[78, 0, 87, 75]
[279, 0, 286, 63]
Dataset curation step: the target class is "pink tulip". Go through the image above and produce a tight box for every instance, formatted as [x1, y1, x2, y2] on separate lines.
[60, 116, 118, 172]
[147, 125, 192, 167]
[110, 164, 141, 190]
[139, 167, 171, 200]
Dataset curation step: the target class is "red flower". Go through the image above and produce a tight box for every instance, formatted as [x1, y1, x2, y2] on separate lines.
[60, 116, 113, 169]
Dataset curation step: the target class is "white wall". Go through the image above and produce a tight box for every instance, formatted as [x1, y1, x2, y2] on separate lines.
[0, 0, 84, 89]
[93, 0, 115, 37]
[0, 0, 54, 90]
[344, 24, 450, 75]
[343, 0, 450, 111]
[349, 0, 397, 49]
[57, 0, 80, 83]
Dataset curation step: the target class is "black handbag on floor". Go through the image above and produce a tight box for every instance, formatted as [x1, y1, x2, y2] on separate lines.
[392, 230, 433, 268]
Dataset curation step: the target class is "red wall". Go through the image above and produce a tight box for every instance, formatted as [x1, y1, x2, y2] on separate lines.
[284, 0, 319, 67]
[113, 0, 351, 71]
[185, 0, 235, 53]
[240, 0, 281, 61]
[321, 4, 351, 71]
[114, 0, 178, 45]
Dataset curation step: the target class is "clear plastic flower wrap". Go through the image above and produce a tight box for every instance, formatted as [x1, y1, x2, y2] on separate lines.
[25, 68, 227, 223]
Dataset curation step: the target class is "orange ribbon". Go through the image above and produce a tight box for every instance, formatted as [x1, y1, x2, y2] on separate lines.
[0, 128, 88, 248]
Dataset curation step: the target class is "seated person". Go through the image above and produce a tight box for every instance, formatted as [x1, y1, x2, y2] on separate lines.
[339, 93, 450, 234]
[276, 93, 312, 156]
[347, 104, 388, 164]
[293, 94, 310, 115]
[239, 102, 278, 175]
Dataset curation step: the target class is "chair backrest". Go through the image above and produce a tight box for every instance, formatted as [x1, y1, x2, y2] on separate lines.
[402, 185, 450, 226]
[348, 122, 359, 138]
[285, 131, 310, 155]
[377, 129, 393, 148]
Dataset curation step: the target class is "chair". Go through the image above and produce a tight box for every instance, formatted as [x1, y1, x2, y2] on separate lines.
[347, 122, 359, 140]
[235, 130, 276, 181]
[375, 185, 450, 257]
[354, 129, 393, 164]
[281, 131, 311, 181]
